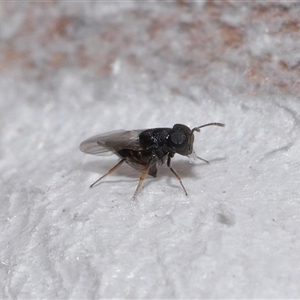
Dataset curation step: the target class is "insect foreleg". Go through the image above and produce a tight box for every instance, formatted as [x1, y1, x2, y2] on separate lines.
[167, 155, 188, 196]
[90, 158, 127, 188]
[196, 155, 209, 164]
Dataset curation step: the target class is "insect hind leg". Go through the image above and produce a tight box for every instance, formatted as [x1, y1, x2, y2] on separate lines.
[90, 158, 126, 188]
[167, 156, 188, 196]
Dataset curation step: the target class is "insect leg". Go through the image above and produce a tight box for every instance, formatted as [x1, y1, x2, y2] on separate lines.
[189, 151, 209, 164]
[90, 158, 126, 188]
[196, 155, 209, 164]
[167, 156, 188, 196]
[133, 156, 156, 198]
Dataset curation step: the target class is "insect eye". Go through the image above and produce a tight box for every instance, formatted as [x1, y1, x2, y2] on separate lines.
[170, 132, 186, 145]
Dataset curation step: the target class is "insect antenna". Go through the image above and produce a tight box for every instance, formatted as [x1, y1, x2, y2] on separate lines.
[192, 122, 225, 133]
[190, 122, 224, 164]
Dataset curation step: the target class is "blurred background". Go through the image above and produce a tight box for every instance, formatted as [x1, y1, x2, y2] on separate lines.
[2, 2, 300, 94]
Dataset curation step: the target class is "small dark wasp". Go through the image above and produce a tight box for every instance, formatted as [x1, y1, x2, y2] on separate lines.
[80, 123, 224, 198]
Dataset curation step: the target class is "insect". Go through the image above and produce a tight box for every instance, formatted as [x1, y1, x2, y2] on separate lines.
[80, 123, 224, 198]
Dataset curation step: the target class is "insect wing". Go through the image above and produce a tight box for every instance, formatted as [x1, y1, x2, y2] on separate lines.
[80, 129, 144, 155]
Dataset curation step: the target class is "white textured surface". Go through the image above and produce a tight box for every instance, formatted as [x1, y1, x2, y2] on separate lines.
[1, 3, 300, 299]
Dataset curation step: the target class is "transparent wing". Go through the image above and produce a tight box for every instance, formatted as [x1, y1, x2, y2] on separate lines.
[79, 129, 144, 155]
